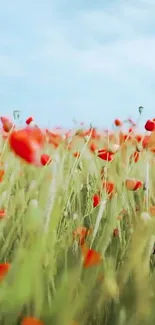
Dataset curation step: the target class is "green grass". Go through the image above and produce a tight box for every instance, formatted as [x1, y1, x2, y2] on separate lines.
[0, 125, 155, 325]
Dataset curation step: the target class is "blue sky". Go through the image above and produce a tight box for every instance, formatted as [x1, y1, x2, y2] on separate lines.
[0, 0, 155, 129]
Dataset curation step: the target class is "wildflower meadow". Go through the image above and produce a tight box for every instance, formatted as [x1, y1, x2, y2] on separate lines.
[0, 112, 155, 325]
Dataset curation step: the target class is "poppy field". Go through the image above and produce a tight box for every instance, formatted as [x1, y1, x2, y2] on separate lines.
[1, 114, 155, 325]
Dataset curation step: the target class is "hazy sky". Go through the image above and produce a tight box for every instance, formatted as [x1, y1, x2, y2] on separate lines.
[0, 0, 155, 129]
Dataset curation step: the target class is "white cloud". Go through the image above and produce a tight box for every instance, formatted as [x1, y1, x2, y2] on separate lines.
[0, 0, 154, 85]
[29, 1, 155, 88]
[0, 0, 154, 107]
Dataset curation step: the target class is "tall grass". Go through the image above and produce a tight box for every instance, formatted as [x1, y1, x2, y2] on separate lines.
[0, 121, 154, 325]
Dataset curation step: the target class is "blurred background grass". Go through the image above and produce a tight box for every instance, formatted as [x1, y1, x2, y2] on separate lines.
[0, 122, 154, 325]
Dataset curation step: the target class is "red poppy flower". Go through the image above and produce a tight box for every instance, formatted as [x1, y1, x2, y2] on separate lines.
[26, 116, 33, 125]
[131, 151, 140, 163]
[124, 134, 132, 142]
[40, 154, 51, 166]
[0, 209, 6, 218]
[81, 245, 102, 268]
[73, 151, 80, 158]
[125, 179, 143, 191]
[98, 149, 114, 161]
[21, 317, 44, 325]
[1, 117, 14, 133]
[0, 263, 10, 280]
[128, 127, 133, 133]
[134, 151, 140, 163]
[135, 134, 142, 143]
[114, 119, 122, 127]
[89, 142, 97, 153]
[0, 169, 5, 182]
[102, 181, 115, 196]
[46, 130, 62, 148]
[145, 119, 155, 132]
[93, 194, 101, 207]
[84, 128, 99, 139]
[9, 128, 44, 165]
[142, 135, 150, 149]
